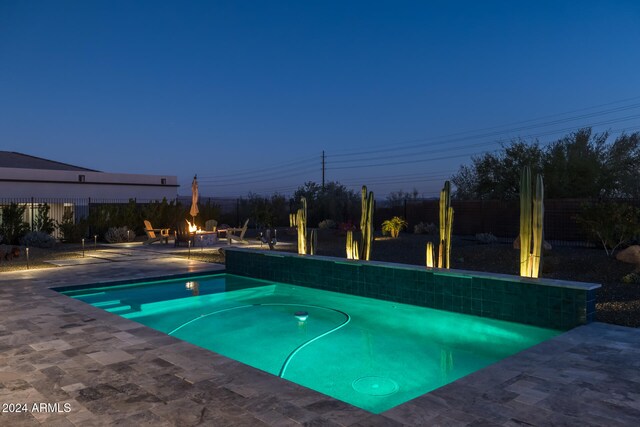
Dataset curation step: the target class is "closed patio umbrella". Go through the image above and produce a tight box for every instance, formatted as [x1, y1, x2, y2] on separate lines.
[190, 175, 199, 222]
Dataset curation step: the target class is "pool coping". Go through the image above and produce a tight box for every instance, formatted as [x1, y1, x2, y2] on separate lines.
[0, 252, 637, 426]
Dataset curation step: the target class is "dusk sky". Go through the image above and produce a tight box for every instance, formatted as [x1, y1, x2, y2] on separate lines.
[1, 1, 639, 198]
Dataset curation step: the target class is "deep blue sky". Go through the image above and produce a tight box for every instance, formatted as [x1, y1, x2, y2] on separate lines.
[2, 1, 639, 198]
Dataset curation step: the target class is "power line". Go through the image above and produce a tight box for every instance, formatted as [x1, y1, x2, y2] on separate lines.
[329, 95, 640, 158]
[326, 119, 640, 170]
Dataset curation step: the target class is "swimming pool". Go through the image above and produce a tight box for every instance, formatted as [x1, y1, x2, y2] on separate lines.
[59, 273, 560, 413]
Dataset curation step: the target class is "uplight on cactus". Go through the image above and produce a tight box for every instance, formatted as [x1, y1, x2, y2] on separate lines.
[346, 230, 359, 259]
[519, 167, 544, 278]
[297, 197, 308, 255]
[426, 242, 435, 268]
[438, 181, 454, 269]
[344, 186, 373, 260]
[360, 186, 374, 260]
[309, 228, 317, 255]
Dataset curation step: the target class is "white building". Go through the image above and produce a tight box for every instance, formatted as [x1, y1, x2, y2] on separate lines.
[0, 151, 177, 199]
[0, 151, 178, 229]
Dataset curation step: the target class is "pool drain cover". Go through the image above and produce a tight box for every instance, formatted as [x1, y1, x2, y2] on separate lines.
[352, 376, 399, 396]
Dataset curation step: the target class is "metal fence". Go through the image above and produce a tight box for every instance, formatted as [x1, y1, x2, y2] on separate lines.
[1, 196, 638, 246]
[377, 198, 640, 246]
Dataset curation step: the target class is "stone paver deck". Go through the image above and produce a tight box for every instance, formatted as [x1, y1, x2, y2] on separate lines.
[1, 245, 638, 426]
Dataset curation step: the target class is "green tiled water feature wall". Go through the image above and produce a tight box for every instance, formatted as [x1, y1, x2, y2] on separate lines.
[225, 249, 599, 330]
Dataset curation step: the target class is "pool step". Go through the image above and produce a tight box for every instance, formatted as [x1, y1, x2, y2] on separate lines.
[93, 299, 139, 314]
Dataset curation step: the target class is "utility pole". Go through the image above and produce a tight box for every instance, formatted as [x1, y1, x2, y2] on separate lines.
[322, 150, 325, 190]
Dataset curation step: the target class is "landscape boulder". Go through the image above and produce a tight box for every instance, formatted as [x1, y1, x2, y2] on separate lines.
[616, 245, 640, 270]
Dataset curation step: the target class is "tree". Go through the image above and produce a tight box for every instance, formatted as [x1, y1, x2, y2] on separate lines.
[33, 203, 57, 234]
[293, 181, 359, 227]
[543, 128, 608, 198]
[451, 128, 640, 200]
[0, 203, 29, 245]
[452, 139, 544, 200]
[386, 189, 419, 207]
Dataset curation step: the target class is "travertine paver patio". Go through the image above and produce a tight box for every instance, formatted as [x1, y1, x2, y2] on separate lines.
[0, 244, 639, 426]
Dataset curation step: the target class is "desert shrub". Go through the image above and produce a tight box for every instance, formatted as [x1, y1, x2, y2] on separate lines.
[476, 232, 498, 244]
[576, 201, 640, 256]
[318, 219, 337, 229]
[0, 203, 30, 245]
[381, 216, 408, 238]
[414, 222, 437, 235]
[33, 203, 57, 234]
[59, 207, 88, 243]
[104, 226, 136, 243]
[21, 231, 56, 248]
[141, 198, 185, 232]
[621, 272, 640, 284]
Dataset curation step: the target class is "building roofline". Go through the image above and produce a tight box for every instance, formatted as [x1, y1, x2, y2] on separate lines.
[0, 151, 100, 172]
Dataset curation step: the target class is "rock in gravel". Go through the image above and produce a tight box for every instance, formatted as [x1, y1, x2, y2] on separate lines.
[616, 245, 640, 269]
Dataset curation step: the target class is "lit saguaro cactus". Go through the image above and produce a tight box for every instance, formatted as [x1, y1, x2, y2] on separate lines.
[359, 186, 374, 261]
[344, 186, 373, 260]
[426, 241, 435, 268]
[289, 213, 297, 228]
[519, 166, 544, 278]
[438, 181, 454, 268]
[346, 230, 359, 259]
[296, 197, 307, 255]
[309, 228, 317, 255]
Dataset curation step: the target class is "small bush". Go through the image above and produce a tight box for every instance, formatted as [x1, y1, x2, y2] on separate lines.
[33, 203, 57, 234]
[414, 222, 437, 235]
[576, 201, 640, 256]
[104, 226, 136, 243]
[318, 219, 337, 229]
[59, 207, 88, 243]
[621, 272, 640, 284]
[0, 203, 30, 245]
[476, 232, 498, 244]
[381, 216, 408, 238]
[20, 231, 56, 248]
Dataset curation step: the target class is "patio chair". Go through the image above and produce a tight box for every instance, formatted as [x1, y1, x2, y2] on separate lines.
[227, 219, 250, 244]
[174, 221, 195, 247]
[143, 220, 170, 245]
[204, 219, 218, 232]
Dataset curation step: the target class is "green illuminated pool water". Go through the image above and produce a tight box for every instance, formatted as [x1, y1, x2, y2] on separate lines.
[60, 274, 559, 413]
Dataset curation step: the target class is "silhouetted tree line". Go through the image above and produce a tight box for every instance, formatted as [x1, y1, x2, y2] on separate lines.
[451, 128, 640, 200]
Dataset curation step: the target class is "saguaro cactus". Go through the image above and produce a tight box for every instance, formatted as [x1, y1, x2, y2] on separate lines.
[438, 181, 454, 268]
[426, 241, 435, 268]
[346, 230, 359, 259]
[309, 228, 317, 255]
[296, 197, 308, 255]
[519, 166, 544, 278]
[289, 213, 297, 228]
[360, 186, 374, 261]
[344, 186, 374, 260]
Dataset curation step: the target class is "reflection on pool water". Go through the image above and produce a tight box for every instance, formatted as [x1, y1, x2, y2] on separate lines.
[60, 274, 560, 413]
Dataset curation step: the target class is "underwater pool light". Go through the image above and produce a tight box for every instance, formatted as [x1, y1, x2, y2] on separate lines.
[294, 311, 309, 322]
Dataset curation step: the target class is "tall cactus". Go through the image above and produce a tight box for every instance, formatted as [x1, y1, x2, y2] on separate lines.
[309, 228, 317, 255]
[345, 186, 374, 260]
[426, 241, 435, 268]
[359, 186, 374, 261]
[346, 230, 359, 260]
[296, 197, 307, 255]
[519, 166, 544, 278]
[438, 181, 454, 269]
[289, 213, 297, 228]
